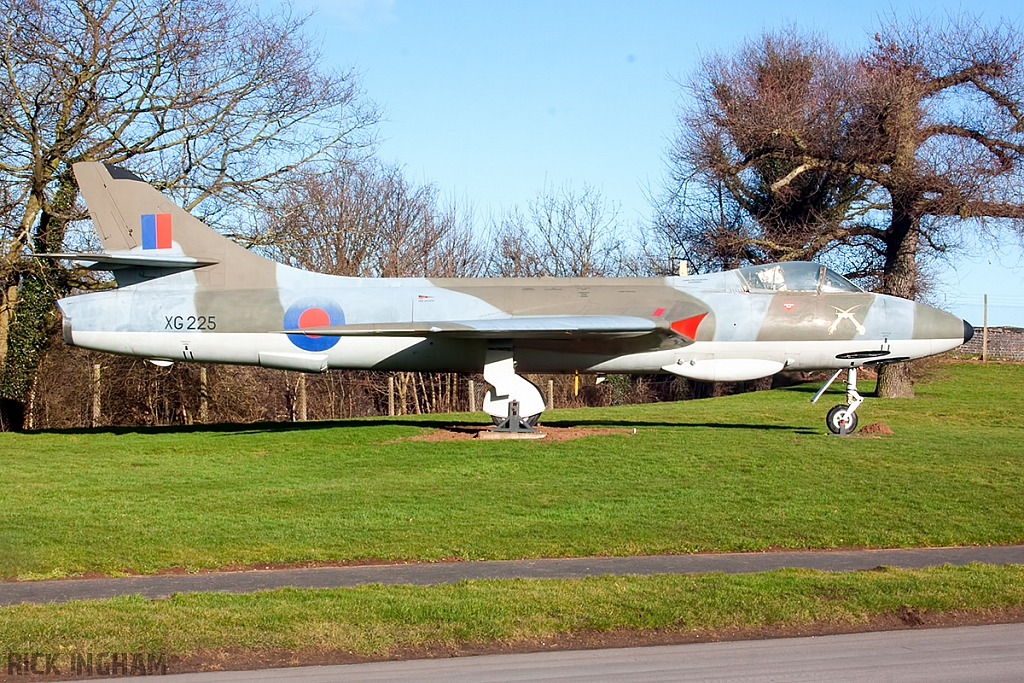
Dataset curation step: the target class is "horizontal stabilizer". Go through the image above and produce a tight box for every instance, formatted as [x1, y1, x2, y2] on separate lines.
[286, 315, 667, 340]
[34, 252, 217, 270]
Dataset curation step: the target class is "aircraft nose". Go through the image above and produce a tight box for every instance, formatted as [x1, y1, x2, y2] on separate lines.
[963, 320, 975, 344]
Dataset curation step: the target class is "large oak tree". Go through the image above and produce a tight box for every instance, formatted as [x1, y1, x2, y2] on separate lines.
[662, 15, 1024, 396]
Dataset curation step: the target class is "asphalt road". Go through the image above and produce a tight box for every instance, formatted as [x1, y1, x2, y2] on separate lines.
[135, 623, 1024, 682]
[3, 545, 1023, 606]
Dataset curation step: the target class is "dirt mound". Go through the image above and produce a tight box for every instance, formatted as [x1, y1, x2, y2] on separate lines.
[405, 426, 637, 442]
[859, 423, 894, 435]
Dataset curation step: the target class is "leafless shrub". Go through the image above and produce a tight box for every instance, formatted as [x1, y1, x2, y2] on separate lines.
[486, 183, 628, 277]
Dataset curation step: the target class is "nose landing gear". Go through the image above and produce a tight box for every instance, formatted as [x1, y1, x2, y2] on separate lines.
[813, 367, 863, 435]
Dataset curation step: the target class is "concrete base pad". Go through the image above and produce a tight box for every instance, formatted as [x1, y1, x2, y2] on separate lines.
[476, 430, 547, 440]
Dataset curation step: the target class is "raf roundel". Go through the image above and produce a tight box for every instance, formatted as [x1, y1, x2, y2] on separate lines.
[283, 299, 345, 352]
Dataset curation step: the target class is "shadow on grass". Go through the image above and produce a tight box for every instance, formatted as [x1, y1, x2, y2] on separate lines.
[542, 419, 816, 434]
[27, 417, 480, 437]
[28, 414, 818, 437]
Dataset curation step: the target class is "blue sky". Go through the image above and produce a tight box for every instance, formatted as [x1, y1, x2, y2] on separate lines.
[265, 0, 1024, 325]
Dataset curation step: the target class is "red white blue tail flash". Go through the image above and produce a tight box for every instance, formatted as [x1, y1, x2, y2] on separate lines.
[141, 213, 172, 249]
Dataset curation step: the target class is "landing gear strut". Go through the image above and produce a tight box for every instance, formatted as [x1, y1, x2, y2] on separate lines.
[812, 367, 863, 435]
[481, 342, 545, 432]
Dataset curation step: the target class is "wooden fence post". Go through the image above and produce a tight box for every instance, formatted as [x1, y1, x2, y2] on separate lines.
[199, 366, 209, 423]
[91, 363, 101, 428]
[388, 375, 395, 416]
[982, 294, 989, 362]
[297, 373, 307, 421]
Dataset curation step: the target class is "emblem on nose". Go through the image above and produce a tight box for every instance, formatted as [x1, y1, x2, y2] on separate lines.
[828, 306, 866, 336]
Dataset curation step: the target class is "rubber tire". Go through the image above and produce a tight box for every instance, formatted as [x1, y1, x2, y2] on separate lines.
[826, 404, 858, 435]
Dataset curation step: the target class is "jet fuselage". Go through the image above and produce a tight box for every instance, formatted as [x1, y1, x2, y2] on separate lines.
[59, 263, 968, 381]
[50, 163, 971, 427]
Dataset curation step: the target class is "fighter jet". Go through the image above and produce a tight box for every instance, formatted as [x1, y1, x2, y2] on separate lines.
[42, 163, 973, 434]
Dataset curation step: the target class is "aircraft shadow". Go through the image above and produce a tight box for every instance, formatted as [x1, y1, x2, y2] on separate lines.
[27, 418, 477, 437]
[541, 419, 814, 433]
[31, 416, 817, 437]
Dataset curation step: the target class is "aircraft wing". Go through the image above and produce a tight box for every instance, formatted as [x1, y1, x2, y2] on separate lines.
[34, 253, 217, 270]
[287, 315, 678, 340]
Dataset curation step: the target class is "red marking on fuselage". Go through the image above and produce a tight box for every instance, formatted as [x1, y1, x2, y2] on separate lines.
[652, 307, 666, 317]
[783, 302, 795, 311]
[298, 307, 330, 338]
[670, 313, 708, 339]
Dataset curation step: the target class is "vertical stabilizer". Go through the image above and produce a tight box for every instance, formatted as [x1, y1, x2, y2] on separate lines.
[72, 162, 276, 289]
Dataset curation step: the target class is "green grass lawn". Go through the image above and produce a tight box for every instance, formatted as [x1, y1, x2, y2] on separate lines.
[2, 360, 1022, 579]
[2, 565, 1023, 657]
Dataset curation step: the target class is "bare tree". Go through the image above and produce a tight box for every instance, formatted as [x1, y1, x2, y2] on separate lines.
[664, 15, 1024, 396]
[487, 183, 628, 277]
[650, 176, 760, 275]
[250, 160, 483, 278]
[484, 207, 545, 277]
[661, 30, 882, 270]
[0, 0, 378, 427]
[245, 159, 484, 422]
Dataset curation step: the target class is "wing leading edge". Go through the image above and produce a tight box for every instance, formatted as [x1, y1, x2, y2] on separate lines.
[292, 315, 656, 338]
[285, 314, 704, 341]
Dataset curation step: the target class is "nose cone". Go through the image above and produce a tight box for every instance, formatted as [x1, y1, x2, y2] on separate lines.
[913, 302, 968, 341]
[963, 320, 975, 344]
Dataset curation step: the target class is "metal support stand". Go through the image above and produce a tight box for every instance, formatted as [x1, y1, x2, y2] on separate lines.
[490, 399, 538, 433]
[481, 341, 545, 427]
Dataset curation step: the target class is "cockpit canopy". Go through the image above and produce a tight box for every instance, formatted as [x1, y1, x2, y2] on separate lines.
[737, 262, 862, 293]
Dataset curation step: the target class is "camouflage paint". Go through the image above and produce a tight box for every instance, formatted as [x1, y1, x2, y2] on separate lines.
[57, 163, 969, 384]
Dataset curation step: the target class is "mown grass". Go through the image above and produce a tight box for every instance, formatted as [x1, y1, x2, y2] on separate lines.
[2, 565, 1022, 656]
[1, 360, 1022, 579]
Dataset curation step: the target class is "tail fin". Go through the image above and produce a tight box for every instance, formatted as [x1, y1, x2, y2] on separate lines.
[73, 162, 275, 288]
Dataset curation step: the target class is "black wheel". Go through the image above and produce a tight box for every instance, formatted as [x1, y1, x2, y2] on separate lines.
[826, 404, 858, 434]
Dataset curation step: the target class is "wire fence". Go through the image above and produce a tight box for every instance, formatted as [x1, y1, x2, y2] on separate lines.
[942, 294, 1024, 329]
[943, 294, 1024, 361]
